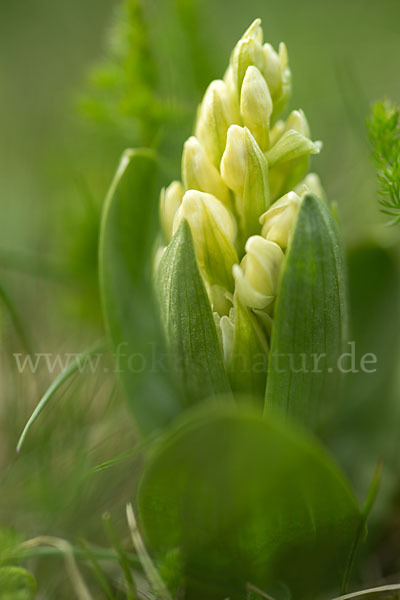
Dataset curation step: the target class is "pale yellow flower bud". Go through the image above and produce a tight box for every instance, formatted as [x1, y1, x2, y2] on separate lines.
[194, 80, 240, 167]
[209, 284, 233, 316]
[241, 18, 263, 43]
[266, 127, 322, 168]
[182, 136, 230, 206]
[159, 181, 185, 242]
[220, 125, 248, 196]
[214, 310, 235, 364]
[223, 65, 236, 97]
[240, 66, 272, 151]
[262, 42, 291, 117]
[233, 235, 284, 310]
[260, 191, 301, 249]
[266, 110, 311, 169]
[221, 125, 270, 241]
[267, 110, 320, 199]
[295, 173, 327, 203]
[269, 120, 286, 147]
[262, 43, 281, 99]
[173, 190, 238, 290]
[231, 36, 265, 98]
[285, 109, 310, 136]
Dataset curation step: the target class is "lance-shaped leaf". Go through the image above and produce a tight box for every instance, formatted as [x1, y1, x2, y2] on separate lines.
[99, 149, 180, 435]
[265, 192, 347, 429]
[138, 405, 361, 600]
[155, 220, 231, 405]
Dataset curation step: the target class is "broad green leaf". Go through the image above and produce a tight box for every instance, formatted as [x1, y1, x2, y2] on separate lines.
[99, 149, 179, 435]
[265, 193, 347, 429]
[155, 220, 231, 405]
[138, 405, 361, 600]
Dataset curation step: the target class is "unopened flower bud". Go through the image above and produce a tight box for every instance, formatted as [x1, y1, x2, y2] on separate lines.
[173, 190, 238, 290]
[223, 65, 236, 97]
[159, 181, 185, 242]
[233, 235, 284, 310]
[260, 191, 301, 248]
[194, 80, 240, 168]
[182, 136, 230, 206]
[266, 127, 322, 168]
[267, 110, 320, 199]
[221, 125, 270, 241]
[231, 36, 265, 98]
[262, 42, 291, 118]
[241, 18, 263, 43]
[209, 284, 233, 317]
[285, 109, 310, 136]
[269, 119, 286, 147]
[240, 66, 272, 150]
[214, 310, 235, 364]
[295, 173, 327, 203]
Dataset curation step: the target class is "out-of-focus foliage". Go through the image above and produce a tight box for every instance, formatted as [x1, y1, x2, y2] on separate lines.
[139, 405, 362, 600]
[99, 149, 178, 433]
[328, 244, 400, 522]
[367, 100, 400, 225]
[367, 102, 400, 225]
[80, 0, 166, 147]
[0, 529, 36, 600]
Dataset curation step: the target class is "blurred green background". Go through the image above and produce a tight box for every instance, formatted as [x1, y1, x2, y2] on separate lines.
[1, 0, 400, 597]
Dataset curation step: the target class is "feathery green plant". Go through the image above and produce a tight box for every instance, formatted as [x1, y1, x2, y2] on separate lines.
[81, 0, 164, 147]
[367, 100, 400, 225]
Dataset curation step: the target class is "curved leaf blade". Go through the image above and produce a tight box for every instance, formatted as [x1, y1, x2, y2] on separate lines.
[99, 149, 179, 435]
[265, 192, 347, 429]
[155, 220, 231, 405]
[138, 405, 361, 600]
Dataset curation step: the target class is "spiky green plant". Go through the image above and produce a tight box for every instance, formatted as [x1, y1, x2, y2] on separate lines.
[367, 100, 400, 225]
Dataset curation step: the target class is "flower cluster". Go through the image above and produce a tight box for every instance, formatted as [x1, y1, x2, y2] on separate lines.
[158, 19, 324, 362]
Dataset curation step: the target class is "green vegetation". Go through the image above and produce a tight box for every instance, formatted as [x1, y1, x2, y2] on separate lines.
[1, 1, 400, 598]
[367, 100, 400, 224]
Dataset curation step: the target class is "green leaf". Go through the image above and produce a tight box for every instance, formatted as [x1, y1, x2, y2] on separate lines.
[16, 339, 106, 453]
[155, 220, 231, 405]
[227, 298, 267, 401]
[99, 149, 179, 435]
[138, 405, 361, 600]
[265, 192, 347, 429]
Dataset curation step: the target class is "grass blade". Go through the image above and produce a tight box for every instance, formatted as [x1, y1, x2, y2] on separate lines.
[16, 339, 107, 453]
